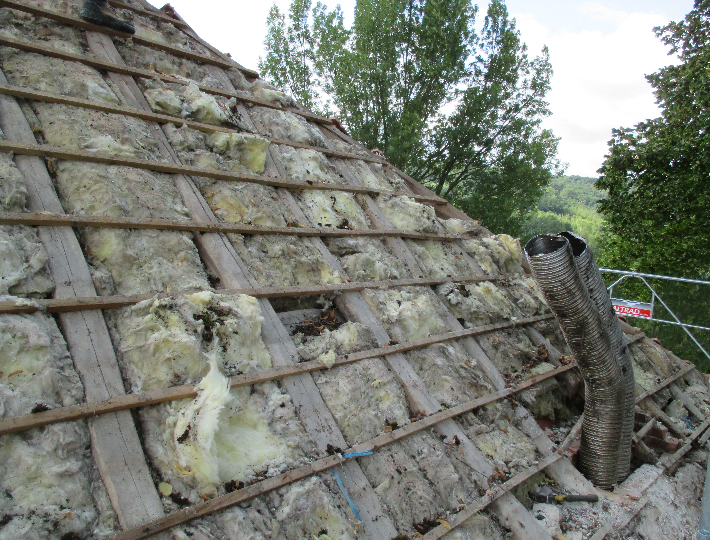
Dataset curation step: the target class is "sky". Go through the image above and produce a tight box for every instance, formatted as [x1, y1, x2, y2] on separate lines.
[147, 0, 695, 177]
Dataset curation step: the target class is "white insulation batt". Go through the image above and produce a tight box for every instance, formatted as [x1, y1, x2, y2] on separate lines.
[358, 434, 496, 536]
[295, 322, 410, 443]
[216, 474, 366, 540]
[293, 320, 508, 538]
[436, 281, 516, 326]
[458, 401, 541, 474]
[405, 340, 495, 409]
[345, 160, 407, 192]
[250, 106, 328, 148]
[0, 146, 54, 297]
[405, 239, 479, 279]
[163, 121, 270, 175]
[114, 291, 353, 540]
[363, 287, 449, 342]
[326, 237, 408, 281]
[7, 93, 210, 296]
[201, 181, 341, 287]
[376, 194, 443, 233]
[0, 312, 113, 539]
[278, 145, 344, 185]
[116, 292, 316, 502]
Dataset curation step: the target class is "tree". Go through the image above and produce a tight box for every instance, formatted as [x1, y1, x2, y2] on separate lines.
[260, 0, 562, 235]
[597, 0, 710, 368]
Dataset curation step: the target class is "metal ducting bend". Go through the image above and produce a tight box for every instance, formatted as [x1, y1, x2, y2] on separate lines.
[559, 232, 635, 483]
[524, 233, 631, 489]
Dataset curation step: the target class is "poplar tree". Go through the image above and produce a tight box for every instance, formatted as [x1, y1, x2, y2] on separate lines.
[260, 0, 562, 235]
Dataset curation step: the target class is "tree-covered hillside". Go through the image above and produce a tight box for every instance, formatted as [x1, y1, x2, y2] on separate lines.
[521, 175, 606, 252]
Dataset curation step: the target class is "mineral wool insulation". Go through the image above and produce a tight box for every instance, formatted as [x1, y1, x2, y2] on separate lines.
[0, 136, 110, 536]
[293, 321, 510, 538]
[0, 19, 378, 538]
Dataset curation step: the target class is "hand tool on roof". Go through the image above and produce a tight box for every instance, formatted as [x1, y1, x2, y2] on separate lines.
[529, 491, 599, 504]
[80, 0, 135, 34]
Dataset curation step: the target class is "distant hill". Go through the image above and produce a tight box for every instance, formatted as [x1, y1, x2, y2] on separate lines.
[521, 175, 606, 252]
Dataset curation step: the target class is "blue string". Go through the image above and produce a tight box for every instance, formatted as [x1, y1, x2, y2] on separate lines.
[342, 450, 374, 459]
[333, 469, 363, 523]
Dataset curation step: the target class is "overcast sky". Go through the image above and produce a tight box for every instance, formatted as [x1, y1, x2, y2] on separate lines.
[147, 0, 694, 177]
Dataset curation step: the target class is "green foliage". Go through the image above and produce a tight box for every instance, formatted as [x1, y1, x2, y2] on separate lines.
[596, 0, 710, 368]
[260, 0, 562, 236]
[521, 175, 606, 252]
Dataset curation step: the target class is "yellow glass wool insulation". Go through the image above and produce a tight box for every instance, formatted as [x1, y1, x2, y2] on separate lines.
[180, 82, 236, 126]
[203, 181, 285, 226]
[0, 150, 54, 296]
[141, 380, 313, 501]
[117, 41, 216, 80]
[404, 239, 477, 279]
[250, 106, 328, 148]
[629, 347, 668, 395]
[35, 104, 163, 162]
[503, 277, 548, 317]
[314, 358, 410, 443]
[436, 281, 515, 326]
[294, 322, 410, 443]
[344, 159, 407, 191]
[376, 194, 442, 233]
[0, 313, 84, 417]
[251, 80, 297, 108]
[228, 234, 342, 287]
[0, 149, 28, 212]
[469, 419, 538, 469]
[358, 433, 477, 534]
[144, 87, 183, 117]
[459, 234, 525, 274]
[363, 288, 448, 342]
[270, 477, 360, 540]
[116, 292, 272, 392]
[476, 328, 536, 374]
[326, 237, 408, 281]
[0, 48, 121, 104]
[405, 340, 494, 408]
[0, 228, 53, 297]
[219, 474, 364, 540]
[0, 425, 98, 540]
[443, 514, 507, 540]
[208, 132, 271, 174]
[194, 179, 340, 286]
[45, 149, 208, 296]
[0, 11, 87, 55]
[279, 146, 343, 184]
[163, 122, 208, 153]
[297, 190, 371, 229]
[638, 340, 677, 377]
[0, 313, 104, 539]
[133, 23, 167, 44]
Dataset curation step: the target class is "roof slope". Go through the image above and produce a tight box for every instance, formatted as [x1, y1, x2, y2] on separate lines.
[0, 1, 708, 539]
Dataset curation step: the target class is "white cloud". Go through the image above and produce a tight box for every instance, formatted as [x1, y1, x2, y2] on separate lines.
[579, 2, 629, 25]
[514, 8, 673, 176]
[145, 0, 356, 74]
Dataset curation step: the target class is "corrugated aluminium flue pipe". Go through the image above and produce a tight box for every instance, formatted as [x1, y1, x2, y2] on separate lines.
[525, 234, 625, 489]
[560, 232, 635, 483]
[699, 445, 710, 539]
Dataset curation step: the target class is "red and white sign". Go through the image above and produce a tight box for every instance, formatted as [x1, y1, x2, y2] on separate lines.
[612, 298, 653, 319]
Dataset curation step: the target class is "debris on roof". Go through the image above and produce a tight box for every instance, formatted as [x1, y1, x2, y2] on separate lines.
[0, 0, 708, 539]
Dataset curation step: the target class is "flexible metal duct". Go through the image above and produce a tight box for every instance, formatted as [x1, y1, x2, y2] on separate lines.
[524, 234, 625, 489]
[560, 232, 635, 483]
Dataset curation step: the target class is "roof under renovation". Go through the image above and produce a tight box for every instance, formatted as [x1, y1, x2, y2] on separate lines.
[0, 1, 708, 539]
